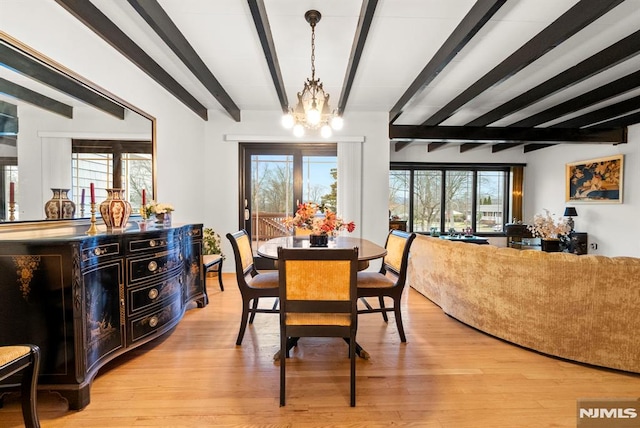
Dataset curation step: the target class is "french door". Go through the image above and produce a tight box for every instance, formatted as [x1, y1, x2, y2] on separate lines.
[240, 143, 337, 252]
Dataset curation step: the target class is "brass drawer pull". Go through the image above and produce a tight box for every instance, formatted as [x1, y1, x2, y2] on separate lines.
[148, 261, 158, 272]
[148, 288, 159, 300]
[148, 316, 159, 328]
[149, 240, 157, 247]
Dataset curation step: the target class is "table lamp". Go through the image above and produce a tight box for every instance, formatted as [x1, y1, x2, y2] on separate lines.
[564, 206, 578, 232]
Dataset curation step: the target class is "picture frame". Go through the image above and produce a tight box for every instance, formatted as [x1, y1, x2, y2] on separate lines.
[566, 155, 624, 203]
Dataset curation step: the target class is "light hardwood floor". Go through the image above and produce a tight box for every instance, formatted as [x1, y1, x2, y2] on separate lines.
[1, 273, 639, 427]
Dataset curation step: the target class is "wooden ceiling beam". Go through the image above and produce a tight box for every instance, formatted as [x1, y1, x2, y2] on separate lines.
[524, 144, 556, 153]
[394, 141, 412, 152]
[510, 69, 640, 127]
[337, 0, 378, 116]
[0, 77, 73, 118]
[459, 143, 483, 153]
[551, 94, 640, 128]
[422, 0, 625, 126]
[389, 125, 626, 143]
[0, 41, 122, 118]
[589, 110, 640, 129]
[248, 0, 288, 114]
[470, 29, 640, 126]
[55, 0, 208, 120]
[428, 142, 449, 152]
[389, 0, 506, 123]
[492, 143, 523, 153]
[128, 0, 240, 121]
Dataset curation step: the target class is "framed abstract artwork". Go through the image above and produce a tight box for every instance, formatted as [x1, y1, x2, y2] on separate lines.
[566, 155, 624, 203]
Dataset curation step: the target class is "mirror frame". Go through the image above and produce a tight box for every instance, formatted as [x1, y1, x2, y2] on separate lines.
[0, 31, 156, 229]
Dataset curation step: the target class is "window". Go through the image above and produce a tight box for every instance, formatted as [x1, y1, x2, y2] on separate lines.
[71, 140, 152, 210]
[390, 163, 517, 234]
[240, 143, 338, 251]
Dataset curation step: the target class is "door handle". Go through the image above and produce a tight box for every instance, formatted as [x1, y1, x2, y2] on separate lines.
[244, 208, 250, 221]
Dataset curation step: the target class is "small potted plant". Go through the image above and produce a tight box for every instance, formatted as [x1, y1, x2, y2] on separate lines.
[203, 228, 224, 258]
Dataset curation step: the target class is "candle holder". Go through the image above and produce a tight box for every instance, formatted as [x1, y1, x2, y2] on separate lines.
[86, 202, 99, 235]
[80, 203, 85, 218]
[9, 202, 15, 221]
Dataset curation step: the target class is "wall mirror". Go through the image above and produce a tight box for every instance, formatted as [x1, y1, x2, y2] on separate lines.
[0, 31, 154, 224]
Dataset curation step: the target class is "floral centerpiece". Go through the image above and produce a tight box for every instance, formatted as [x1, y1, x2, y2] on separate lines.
[527, 209, 571, 240]
[144, 200, 174, 218]
[284, 202, 355, 237]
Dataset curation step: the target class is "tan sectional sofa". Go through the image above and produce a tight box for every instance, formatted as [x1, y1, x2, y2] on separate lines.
[408, 234, 640, 373]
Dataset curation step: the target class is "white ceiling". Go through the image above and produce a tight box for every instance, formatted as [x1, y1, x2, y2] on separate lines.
[3, 0, 640, 149]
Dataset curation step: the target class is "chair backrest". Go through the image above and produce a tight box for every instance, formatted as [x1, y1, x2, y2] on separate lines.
[381, 230, 417, 283]
[226, 230, 257, 284]
[278, 247, 359, 334]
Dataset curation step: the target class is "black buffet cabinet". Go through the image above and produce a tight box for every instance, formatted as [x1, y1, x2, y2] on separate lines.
[0, 222, 205, 410]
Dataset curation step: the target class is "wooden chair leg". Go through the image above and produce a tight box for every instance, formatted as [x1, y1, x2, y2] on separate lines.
[217, 259, 224, 291]
[236, 301, 251, 346]
[394, 300, 406, 342]
[248, 298, 259, 324]
[21, 347, 40, 428]
[280, 328, 287, 406]
[378, 296, 389, 322]
[350, 334, 356, 407]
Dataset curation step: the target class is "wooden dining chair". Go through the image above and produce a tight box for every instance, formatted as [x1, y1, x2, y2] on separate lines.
[0, 344, 41, 428]
[277, 247, 359, 407]
[357, 230, 416, 342]
[226, 230, 279, 345]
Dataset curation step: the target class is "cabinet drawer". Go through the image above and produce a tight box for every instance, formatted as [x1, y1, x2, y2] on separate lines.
[81, 242, 122, 263]
[128, 249, 182, 283]
[128, 236, 171, 252]
[129, 273, 183, 314]
[128, 299, 182, 344]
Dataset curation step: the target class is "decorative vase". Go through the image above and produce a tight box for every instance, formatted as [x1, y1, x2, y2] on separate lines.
[44, 188, 75, 219]
[541, 238, 561, 252]
[309, 233, 329, 247]
[99, 188, 132, 232]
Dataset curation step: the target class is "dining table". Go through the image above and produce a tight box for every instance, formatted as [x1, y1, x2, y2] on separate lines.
[257, 235, 387, 270]
[257, 235, 387, 359]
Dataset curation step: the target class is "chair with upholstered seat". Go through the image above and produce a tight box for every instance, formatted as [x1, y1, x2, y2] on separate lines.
[0, 344, 41, 428]
[278, 247, 359, 407]
[357, 230, 416, 342]
[226, 230, 279, 345]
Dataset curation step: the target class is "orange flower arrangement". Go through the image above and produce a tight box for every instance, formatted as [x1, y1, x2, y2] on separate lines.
[284, 202, 355, 235]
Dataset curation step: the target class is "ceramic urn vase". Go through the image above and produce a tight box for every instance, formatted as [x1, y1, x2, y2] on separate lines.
[44, 188, 76, 219]
[99, 188, 132, 231]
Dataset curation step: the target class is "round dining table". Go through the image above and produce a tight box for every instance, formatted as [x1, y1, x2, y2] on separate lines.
[257, 235, 386, 271]
[257, 235, 387, 359]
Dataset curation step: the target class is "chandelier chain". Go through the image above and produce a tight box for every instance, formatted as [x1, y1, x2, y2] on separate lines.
[310, 21, 316, 80]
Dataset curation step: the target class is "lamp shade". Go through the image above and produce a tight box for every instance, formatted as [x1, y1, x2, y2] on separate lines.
[564, 207, 578, 217]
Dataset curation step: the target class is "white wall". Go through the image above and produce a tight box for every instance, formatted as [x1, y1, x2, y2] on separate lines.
[390, 134, 639, 257]
[2, 0, 207, 225]
[523, 125, 639, 257]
